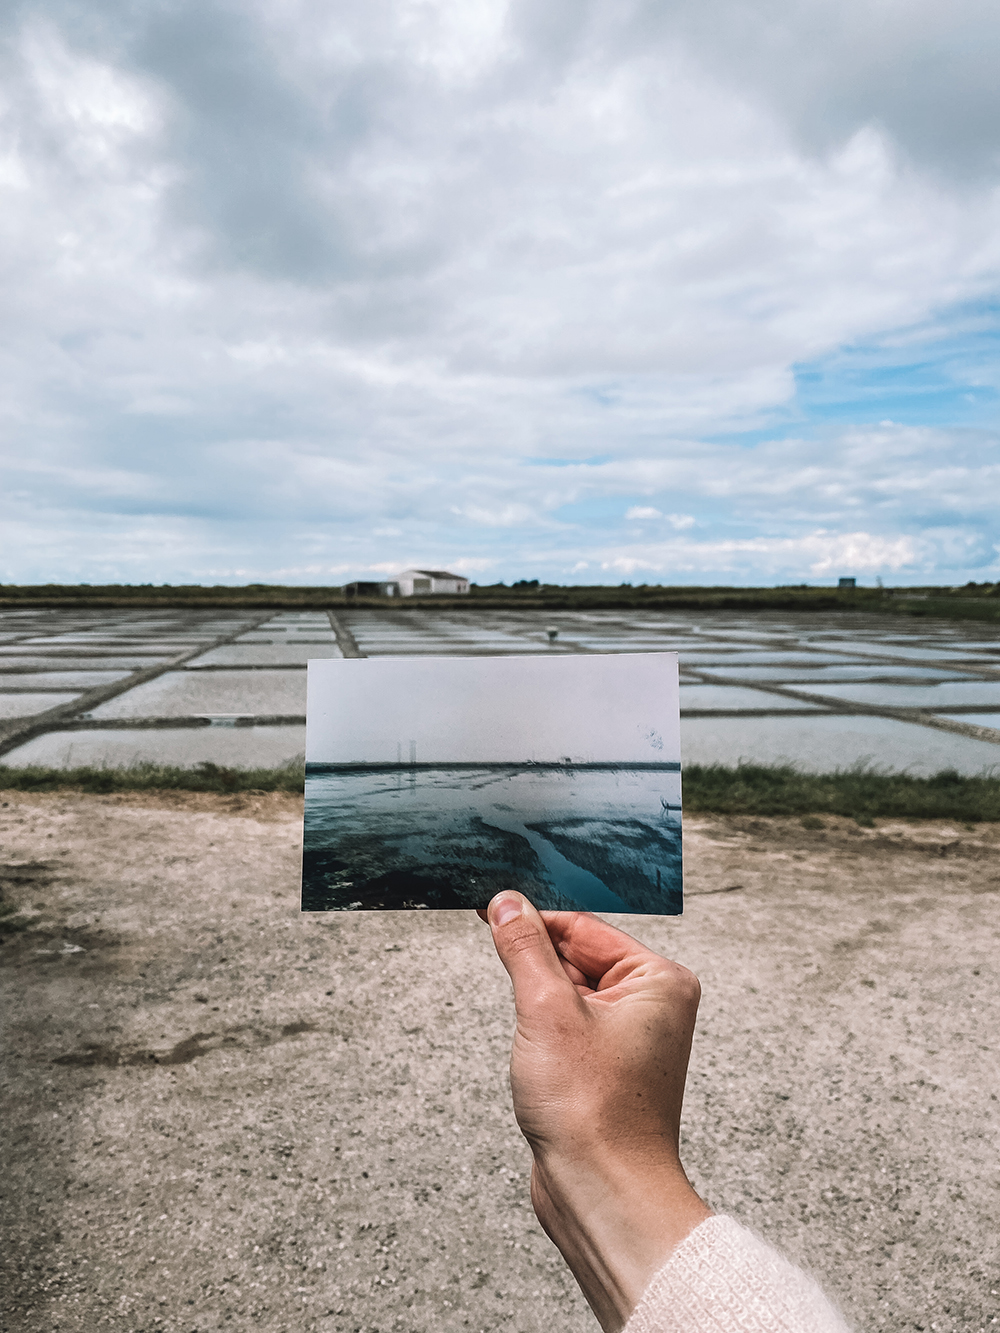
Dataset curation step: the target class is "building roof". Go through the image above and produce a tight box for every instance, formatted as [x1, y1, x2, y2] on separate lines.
[406, 568, 466, 580]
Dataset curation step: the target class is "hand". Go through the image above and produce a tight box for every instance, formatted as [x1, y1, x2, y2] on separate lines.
[481, 892, 712, 1333]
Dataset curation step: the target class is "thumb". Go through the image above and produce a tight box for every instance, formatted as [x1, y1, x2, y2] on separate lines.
[486, 892, 574, 1016]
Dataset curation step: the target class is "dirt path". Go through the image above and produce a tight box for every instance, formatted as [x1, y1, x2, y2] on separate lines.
[1, 792, 997, 1333]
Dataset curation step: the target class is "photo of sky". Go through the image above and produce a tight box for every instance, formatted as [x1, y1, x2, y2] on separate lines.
[305, 655, 681, 766]
[2, 0, 998, 587]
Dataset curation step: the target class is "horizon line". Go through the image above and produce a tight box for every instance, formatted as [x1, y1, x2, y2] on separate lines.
[305, 761, 683, 773]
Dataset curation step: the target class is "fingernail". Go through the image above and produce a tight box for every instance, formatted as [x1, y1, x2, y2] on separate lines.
[491, 895, 523, 927]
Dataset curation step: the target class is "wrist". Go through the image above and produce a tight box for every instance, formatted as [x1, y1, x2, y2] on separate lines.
[529, 1145, 712, 1333]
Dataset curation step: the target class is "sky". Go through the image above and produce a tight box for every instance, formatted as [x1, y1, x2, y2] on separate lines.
[306, 653, 679, 763]
[1, 0, 999, 588]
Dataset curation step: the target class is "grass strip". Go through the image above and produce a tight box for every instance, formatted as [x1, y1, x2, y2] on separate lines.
[2, 582, 999, 623]
[683, 763, 1000, 822]
[0, 760, 304, 795]
[1, 761, 999, 821]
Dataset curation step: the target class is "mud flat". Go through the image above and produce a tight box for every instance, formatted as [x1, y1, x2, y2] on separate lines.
[1, 790, 998, 1333]
[302, 765, 682, 914]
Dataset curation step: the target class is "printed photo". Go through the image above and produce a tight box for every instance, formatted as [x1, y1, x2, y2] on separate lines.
[302, 653, 682, 914]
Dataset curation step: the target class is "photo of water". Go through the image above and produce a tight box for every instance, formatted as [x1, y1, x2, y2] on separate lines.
[301, 763, 683, 914]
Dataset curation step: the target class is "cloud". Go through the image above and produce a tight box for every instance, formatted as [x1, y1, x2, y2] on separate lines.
[0, 0, 998, 585]
[626, 509, 696, 530]
[592, 527, 990, 581]
[650, 0, 1000, 181]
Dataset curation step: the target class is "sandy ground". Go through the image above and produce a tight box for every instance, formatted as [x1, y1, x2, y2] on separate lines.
[1, 792, 998, 1333]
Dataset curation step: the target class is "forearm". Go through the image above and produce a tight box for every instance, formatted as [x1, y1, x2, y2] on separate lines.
[529, 1148, 713, 1333]
[483, 898, 851, 1333]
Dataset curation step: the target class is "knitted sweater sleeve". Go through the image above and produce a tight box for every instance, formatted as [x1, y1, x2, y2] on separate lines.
[622, 1215, 851, 1333]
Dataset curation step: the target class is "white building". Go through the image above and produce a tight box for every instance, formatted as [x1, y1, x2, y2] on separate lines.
[395, 568, 470, 596]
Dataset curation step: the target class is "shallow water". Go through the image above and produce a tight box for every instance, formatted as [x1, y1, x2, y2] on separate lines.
[303, 765, 683, 914]
[88, 669, 307, 718]
[703, 664, 973, 684]
[4, 606, 998, 778]
[188, 643, 343, 667]
[679, 684, 829, 711]
[805, 681, 1000, 709]
[943, 712, 1000, 730]
[680, 713, 1000, 775]
[0, 692, 80, 717]
[0, 670, 132, 689]
[802, 640, 1000, 662]
[0, 656, 174, 672]
[1, 724, 306, 769]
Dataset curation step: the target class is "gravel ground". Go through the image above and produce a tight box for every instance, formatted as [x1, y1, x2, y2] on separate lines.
[1, 791, 998, 1333]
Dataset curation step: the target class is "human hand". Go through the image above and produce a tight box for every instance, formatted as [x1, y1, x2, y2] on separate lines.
[481, 892, 712, 1332]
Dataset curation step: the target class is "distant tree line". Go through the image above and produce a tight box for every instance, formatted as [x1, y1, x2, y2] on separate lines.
[0, 580, 997, 623]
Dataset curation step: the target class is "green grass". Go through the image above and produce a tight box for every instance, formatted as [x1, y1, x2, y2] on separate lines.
[2, 760, 998, 821]
[887, 596, 1000, 624]
[0, 760, 304, 795]
[683, 763, 1000, 822]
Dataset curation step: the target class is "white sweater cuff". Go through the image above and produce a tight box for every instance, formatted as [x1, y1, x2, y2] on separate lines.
[623, 1215, 851, 1333]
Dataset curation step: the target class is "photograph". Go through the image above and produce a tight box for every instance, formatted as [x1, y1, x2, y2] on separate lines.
[301, 653, 682, 913]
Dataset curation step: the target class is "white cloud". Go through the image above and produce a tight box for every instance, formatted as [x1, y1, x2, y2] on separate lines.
[0, 1, 998, 584]
[593, 527, 988, 581]
[626, 508, 697, 530]
[449, 502, 551, 528]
